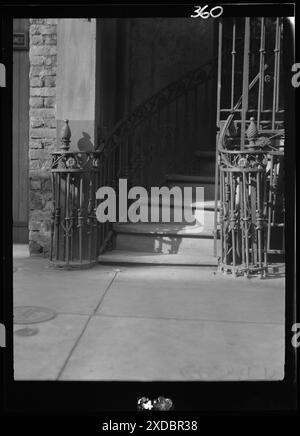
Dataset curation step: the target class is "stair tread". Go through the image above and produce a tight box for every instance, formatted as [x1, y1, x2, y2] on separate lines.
[202, 200, 219, 210]
[137, 198, 219, 210]
[114, 222, 215, 236]
[98, 250, 218, 266]
[166, 174, 215, 184]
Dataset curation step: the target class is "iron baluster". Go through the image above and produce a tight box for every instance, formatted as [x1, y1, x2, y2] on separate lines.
[93, 169, 98, 260]
[229, 172, 237, 274]
[64, 172, 71, 265]
[257, 17, 266, 128]
[100, 153, 106, 247]
[50, 172, 55, 261]
[256, 171, 263, 275]
[267, 154, 274, 251]
[272, 18, 280, 130]
[272, 158, 278, 225]
[218, 168, 224, 264]
[78, 175, 84, 264]
[55, 175, 61, 261]
[250, 171, 258, 267]
[224, 174, 230, 267]
[87, 175, 93, 263]
[230, 19, 236, 112]
[242, 171, 250, 273]
[239, 175, 245, 268]
[241, 17, 251, 150]
[214, 20, 222, 257]
[69, 177, 75, 262]
[276, 20, 283, 112]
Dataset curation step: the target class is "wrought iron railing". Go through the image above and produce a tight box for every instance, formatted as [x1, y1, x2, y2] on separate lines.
[217, 135, 284, 277]
[94, 57, 218, 254]
[50, 57, 218, 267]
[214, 17, 285, 277]
[98, 56, 218, 187]
[50, 121, 102, 268]
[50, 18, 285, 274]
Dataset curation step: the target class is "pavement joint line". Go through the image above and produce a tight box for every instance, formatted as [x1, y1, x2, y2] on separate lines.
[51, 311, 94, 317]
[55, 270, 119, 381]
[29, 310, 284, 326]
[94, 312, 284, 326]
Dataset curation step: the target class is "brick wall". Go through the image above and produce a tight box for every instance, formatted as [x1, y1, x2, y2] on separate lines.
[29, 19, 57, 255]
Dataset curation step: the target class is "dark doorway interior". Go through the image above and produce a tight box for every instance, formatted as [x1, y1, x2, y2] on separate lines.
[13, 18, 29, 243]
[96, 18, 218, 185]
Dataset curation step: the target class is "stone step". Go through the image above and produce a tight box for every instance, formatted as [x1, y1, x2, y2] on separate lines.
[165, 174, 215, 184]
[202, 200, 219, 211]
[114, 218, 216, 235]
[136, 197, 218, 209]
[123, 202, 217, 226]
[114, 227, 216, 255]
[116, 207, 216, 229]
[98, 170, 219, 263]
[98, 250, 218, 267]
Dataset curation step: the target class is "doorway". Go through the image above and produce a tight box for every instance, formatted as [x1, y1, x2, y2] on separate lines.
[13, 18, 29, 243]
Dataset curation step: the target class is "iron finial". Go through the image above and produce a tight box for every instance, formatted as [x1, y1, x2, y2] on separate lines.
[246, 117, 258, 148]
[60, 119, 71, 151]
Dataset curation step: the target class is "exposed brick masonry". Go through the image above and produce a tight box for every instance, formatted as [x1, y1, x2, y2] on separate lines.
[29, 19, 57, 255]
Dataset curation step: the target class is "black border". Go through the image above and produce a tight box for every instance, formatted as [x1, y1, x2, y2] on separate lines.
[1, 1, 298, 416]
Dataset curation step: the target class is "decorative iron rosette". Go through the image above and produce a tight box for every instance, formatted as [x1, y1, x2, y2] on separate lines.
[237, 156, 248, 168]
[66, 156, 77, 169]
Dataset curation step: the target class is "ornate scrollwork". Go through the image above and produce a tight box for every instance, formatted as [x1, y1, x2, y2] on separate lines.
[219, 149, 269, 171]
[217, 114, 284, 277]
[51, 150, 102, 171]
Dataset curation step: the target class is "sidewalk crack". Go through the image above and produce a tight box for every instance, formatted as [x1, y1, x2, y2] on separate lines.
[55, 270, 119, 381]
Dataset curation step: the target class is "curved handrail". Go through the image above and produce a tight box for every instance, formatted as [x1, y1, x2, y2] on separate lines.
[217, 63, 270, 155]
[98, 55, 218, 156]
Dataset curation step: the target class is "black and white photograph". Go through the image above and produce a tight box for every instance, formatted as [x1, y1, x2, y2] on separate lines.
[1, 1, 298, 415]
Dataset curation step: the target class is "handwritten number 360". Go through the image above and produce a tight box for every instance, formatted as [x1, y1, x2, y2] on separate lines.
[191, 5, 223, 19]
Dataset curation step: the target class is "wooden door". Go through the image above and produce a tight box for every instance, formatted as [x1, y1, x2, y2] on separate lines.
[13, 19, 29, 243]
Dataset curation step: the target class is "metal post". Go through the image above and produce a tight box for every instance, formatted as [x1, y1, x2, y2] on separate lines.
[272, 18, 280, 130]
[231, 19, 236, 112]
[241, 17, 251, 150]
[257, 17, 265, 128]
[214, 20, 223, 257]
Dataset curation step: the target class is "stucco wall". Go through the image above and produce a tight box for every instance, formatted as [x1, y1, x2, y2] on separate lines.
[56, 19, 97, 150]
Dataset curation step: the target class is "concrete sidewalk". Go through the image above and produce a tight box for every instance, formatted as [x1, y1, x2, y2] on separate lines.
[13, 244, 285, 381]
